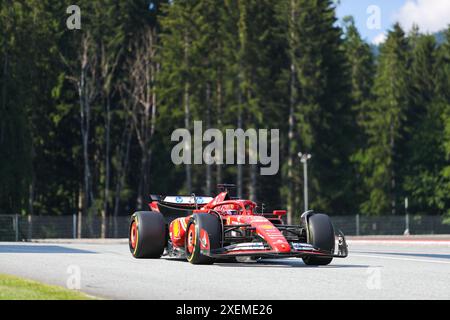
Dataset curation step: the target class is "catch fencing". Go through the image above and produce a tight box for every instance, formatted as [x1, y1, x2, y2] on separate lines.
[331, 214, 450, 236]
[0, 214, 130, 241]
[0, 214, 449, 241]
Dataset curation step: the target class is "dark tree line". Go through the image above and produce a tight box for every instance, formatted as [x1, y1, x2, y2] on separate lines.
[0, 1, 449, 231]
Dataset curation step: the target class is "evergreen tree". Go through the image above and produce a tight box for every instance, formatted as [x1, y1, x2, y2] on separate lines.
[0, 54, 31, 213]
[285, 0, 351, 219]
[159, 0, 210, 194]
[401, 33, 447, 215]
[436, 27, 450, 218]
[342, 16, 374, 129]
[342, 16, 375, 212]
[354, 24, 411, 215]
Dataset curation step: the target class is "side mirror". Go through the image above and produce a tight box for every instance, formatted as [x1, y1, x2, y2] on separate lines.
[273, 210, 287, 216]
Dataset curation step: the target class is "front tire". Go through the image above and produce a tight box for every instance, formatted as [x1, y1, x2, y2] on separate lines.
[185, 214, 221, 265]
[129, 211, 166, 259]
[302, 213, 335, 266]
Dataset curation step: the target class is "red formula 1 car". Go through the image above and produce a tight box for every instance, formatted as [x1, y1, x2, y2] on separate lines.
[129, 184, 348, 265]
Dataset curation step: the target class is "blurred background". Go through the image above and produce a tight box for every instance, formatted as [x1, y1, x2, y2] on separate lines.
[0, 0, 449, 239]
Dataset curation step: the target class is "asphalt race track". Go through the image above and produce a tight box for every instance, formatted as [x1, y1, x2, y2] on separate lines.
[1, 240, 449, 300]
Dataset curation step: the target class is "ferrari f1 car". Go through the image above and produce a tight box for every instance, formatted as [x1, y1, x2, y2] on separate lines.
[129, 184, 348, 265]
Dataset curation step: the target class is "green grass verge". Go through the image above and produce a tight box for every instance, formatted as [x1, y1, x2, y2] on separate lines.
[0, 274, 95, 300]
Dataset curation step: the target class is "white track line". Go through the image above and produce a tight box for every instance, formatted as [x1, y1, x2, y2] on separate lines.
[348, 240, 450, 247]
[351, 253, 450, 265]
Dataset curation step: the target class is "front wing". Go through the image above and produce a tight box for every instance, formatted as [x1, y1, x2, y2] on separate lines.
[203, 232, 348, 259]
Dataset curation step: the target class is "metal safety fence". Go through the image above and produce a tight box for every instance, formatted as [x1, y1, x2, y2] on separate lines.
[331, 214, 450, 236]
[0, 214, 449, 241]
[0, 215, 131, 241]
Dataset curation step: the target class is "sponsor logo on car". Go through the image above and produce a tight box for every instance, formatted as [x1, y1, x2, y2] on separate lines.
[173, 221, 180, 238]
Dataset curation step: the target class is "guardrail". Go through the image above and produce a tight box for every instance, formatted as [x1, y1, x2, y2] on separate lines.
[0, 214, 449, 241]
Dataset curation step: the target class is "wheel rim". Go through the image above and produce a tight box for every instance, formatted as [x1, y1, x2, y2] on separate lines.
[130, 221, 137, 250]
[187, 223, 196, 254]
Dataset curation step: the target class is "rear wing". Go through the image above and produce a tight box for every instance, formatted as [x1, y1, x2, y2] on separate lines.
[149, 194, 214, 225]
[150, 195, 213, 208]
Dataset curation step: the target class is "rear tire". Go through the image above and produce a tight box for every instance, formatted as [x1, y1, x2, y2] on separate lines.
[185, 214, 221, 265]
[302, 213, 335, 266]
[129, 211, 166, 259]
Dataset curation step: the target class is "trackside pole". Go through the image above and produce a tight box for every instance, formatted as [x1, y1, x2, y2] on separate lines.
[14, 214, 19, 242]
[404, 214, 410, 235]
[73, 213, 77, 239]
[303, 160, 308, 212]
[27, 215, 33, 240]
[356, 214, 360, 236]
[404, 197, 410, 235]
[298, 152, 312, 213]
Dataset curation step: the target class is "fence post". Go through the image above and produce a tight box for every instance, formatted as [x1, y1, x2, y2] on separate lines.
[73, 213, 77, 239]
[27, 215, 33, 241]
[356, 214, 360, 236]
[14, 214, 19, 242]
[404, 213, 410, 235]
